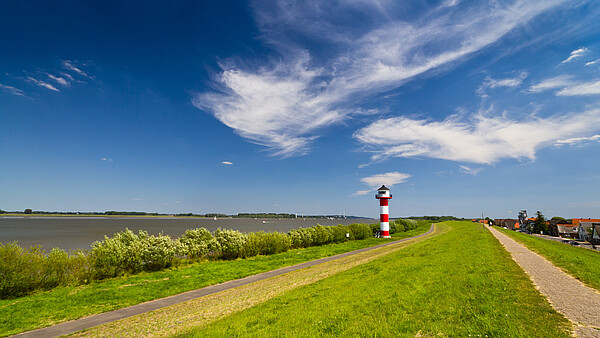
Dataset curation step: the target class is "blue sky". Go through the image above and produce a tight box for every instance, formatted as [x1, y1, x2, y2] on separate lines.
[2, 0, 600, 219]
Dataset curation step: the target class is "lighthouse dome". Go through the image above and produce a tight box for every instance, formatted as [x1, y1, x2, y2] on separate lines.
[376, 185, 391, 198]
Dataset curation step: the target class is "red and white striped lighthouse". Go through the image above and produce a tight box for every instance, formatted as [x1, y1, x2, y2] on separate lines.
[375, 185, 392, 238]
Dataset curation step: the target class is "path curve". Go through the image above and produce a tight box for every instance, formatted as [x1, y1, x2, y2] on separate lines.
[487, 226, 600, 338]
[13, 224, 435, 338]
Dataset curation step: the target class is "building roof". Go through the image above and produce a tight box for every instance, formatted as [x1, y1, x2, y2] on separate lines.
[377, 185, 390, 191]
[572, 218, 600, 225]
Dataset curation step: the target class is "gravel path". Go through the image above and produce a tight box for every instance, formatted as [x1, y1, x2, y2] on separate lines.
[488, 226, 600, 337]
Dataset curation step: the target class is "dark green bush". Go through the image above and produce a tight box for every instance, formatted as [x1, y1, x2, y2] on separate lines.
[331, 225, 351, 243]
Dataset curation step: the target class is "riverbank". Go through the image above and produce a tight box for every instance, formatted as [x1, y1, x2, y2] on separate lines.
[0, 217, 373, 252]
[0, 223, 431, 336]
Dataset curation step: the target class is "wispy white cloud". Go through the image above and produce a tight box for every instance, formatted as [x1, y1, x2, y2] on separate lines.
[221, 161, 234, 165]
[26, 76, 60, 92]
[478, 71, 527, 96]
[47, 74, 70, 87]
[132, 198, 142, 201]
[100, 157, 114, 162]
[585, 58, 600, 66]
[354, 108, 600, 164]
[0, 83, 25, 97]
[354, 171, 411, 196]
[459, 165, 483, 175]
[528, 75, 575, 93]
[556, 80, 600, 96]
[352, 190, 372, 196]
[555, 134, 600, 146]
[485, 72, 528, 89]
[561, 47, 588, 63]
[195, 0, 568, 157]
[61, 60, 91, 78]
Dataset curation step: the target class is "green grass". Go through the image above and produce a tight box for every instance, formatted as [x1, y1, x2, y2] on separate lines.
[497, 227, 600, 291]
[181, 221, 571, 337]
[0, 224, 429, 337]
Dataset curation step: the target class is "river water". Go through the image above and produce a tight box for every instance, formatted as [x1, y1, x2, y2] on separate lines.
[0, 217, 373, 252]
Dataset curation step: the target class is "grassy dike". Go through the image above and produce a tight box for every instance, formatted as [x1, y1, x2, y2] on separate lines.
[180, 222, 572, 337]
[498, 227, 600, 291]
[0, 225, 429, 337]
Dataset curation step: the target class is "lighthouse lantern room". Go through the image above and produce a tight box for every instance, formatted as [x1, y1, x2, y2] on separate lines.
[375, 185, 392, 238]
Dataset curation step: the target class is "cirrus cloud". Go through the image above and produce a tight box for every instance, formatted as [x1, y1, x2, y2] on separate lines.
[561, 47, 588, 63]
[354, 108, 600, 164]
[194, 0, 569, 157]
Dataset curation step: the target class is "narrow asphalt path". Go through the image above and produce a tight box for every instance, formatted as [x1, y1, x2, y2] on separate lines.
[487, 226, 600, 338]
[13, 224, 434, 338]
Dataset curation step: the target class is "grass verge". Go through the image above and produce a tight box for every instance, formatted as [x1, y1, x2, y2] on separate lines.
[69, 224, 439, 337]
[181, 221, 571, 337]
[497, 227, 600, 291]
[0, 224, 428, 337]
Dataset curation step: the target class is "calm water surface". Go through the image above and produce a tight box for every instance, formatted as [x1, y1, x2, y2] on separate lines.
[0, 217, 373, 252]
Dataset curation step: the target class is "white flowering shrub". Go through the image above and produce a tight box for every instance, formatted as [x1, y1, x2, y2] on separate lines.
[213, 228, 247, 260]
[179, 228, 220, 259]
[90, 229, 180, 278]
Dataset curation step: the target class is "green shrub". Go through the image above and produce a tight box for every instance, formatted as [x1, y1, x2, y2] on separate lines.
[243, 231, 291, 257]
[311, 225, 333, 246]
[214, 228, 247, 260]
[0, 243, 91, 298]
[288, 228, 314, 248]
[137, 232, 181, 271]
[331, 225, 351, 243]
[393, 219, 405, 232]
[179, 228, 220, 259]
[348, 223, 372, 240]
[90, 229, 180, 278]
[0, 243, 44, 298]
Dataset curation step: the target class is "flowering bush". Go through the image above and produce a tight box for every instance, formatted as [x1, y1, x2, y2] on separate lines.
[179, 228, 220, 259]
[90, 229, 181, 278]
[213, 228, 247, 260]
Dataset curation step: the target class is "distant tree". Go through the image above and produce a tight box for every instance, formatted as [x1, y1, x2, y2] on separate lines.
[0, 209, 5, 214]
[533, 211, 549, 234]
[24, 208, 32, 214]
[551, 216, 565, 221]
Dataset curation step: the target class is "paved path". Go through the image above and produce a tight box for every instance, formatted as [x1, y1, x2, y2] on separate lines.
[13, 225, 434, 338]
[487, 226, 600, 337]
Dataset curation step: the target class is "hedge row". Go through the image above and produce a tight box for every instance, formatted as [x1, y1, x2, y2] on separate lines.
[0, 220, 425, 298]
